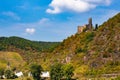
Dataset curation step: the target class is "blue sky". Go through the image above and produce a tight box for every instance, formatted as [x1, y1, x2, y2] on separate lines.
[0, 0, 119, 41]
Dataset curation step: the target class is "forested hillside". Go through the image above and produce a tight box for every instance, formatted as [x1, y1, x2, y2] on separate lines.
[41, 12, 120, 78]
[0, 36, 60, 52]
[0, 13, 120, 79]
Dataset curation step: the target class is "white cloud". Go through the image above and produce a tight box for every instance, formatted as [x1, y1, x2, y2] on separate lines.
[2, 11, 20, 20]
[25, 28, 35, 34]
[38, 18, 49, 24]
[46, 0, 112, 14]
[11, 18, 49, 35]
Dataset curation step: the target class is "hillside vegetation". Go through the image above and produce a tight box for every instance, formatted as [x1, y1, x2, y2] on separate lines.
[0, 52, 25, 70]
[0, 13, 120, 79]
[0, 36, 60, 62]
[0, 36, 60, 52]
[41, 13, 120, 78]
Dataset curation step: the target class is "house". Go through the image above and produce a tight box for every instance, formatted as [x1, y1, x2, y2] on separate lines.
[41, 71, 50, 78]
[15, 71, 23, 77]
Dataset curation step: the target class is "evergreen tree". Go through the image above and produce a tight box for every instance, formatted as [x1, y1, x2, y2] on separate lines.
[95, 24, 98, 30]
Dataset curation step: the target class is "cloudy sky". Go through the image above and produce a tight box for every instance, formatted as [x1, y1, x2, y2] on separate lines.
[0, 0, 119, 41]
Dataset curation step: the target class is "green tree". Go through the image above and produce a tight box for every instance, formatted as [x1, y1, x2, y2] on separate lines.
[95, 24, 98, 30]
[30, 64, 43, 80]
[62, 64, 74, 80]
[0, 68, 4, 79]
[4, 69, 16, 79]
[50, 63, 63, 80]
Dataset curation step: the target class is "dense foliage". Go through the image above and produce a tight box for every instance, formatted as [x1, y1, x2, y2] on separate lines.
[4, 69, 17, 79]
[30, 64, 43, 80]
[49, 12, 120, 78]
[0, 68, 4, 79]
[50, 63, 74, 80]
[50, 63, 63, 80]
[0, 36, 60, 52]
[62, 64, 74, 80]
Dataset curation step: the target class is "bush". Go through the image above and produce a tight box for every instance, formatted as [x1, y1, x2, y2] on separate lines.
[62, 64, 74, 80]
[50, 63, 74, 80]
[30, 64, 43, 80]
[0, 68, 4, 79]
[4, 69, 17, 79]
[50, 63, 63, 80]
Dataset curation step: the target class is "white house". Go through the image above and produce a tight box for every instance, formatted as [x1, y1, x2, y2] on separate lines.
[41, 71, 50, 78]
[15, 71, 23, 77]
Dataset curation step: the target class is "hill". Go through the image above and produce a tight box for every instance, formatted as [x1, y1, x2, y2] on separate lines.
[40, 12, 120, 78]
[87, 13, 120, 75]
[0, 36, 60, 62]
[0, 13, 120, 79]
[0, 36, 60, 52]
[0, 51, 25, 70]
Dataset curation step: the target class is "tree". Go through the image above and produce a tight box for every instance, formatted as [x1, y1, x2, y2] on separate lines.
[95, 24, 98, 30]
[50, 63, 64, 80]
[62, 64, 74, 80]
[30, 64, 43, 80]
[4, 69, 16, 79]
[0, 68, 4, 79]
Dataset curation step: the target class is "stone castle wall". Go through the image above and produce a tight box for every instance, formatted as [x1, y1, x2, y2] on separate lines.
[77, 25, 87, 34]
[77, 18, 93, 34]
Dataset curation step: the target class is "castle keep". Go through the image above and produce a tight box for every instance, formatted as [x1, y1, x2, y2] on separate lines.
[77, 18, 93, 34]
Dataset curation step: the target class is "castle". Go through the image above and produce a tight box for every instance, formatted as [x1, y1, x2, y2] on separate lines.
[77, 18, 93, 34]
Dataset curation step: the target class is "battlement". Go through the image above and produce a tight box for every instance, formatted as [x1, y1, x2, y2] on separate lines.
[77, 18, 93, 34]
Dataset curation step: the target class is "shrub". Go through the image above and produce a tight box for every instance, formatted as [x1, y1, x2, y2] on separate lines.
[30, 64, 43, 80]
[50, 63, 63, 80]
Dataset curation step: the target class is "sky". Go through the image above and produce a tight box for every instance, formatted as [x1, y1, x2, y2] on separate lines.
[0, 0, 120, 42]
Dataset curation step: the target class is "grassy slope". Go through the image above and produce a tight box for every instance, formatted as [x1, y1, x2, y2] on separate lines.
[0, 51, 26, 70]
[0, 36, 60, 63]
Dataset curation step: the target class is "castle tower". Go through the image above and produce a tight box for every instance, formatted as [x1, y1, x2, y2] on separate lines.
[88, 18, 93, 30]
[77, 18, 93, 34]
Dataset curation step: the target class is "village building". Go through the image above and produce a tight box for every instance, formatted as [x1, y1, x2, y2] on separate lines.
[15, 71, 23, 77]
[41, 71, 50, 78]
